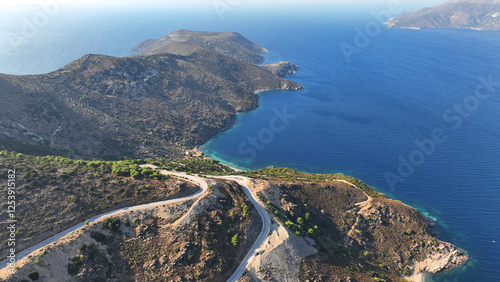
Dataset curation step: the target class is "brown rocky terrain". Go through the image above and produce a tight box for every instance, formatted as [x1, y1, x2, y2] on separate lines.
[4, 178, 261, 282]
[386, 0, 500, 30]
[0, 151, 198, 261]
[0, 160, 469, 281]
[0, 30, 303, 159]
[240, 168, 468, 281]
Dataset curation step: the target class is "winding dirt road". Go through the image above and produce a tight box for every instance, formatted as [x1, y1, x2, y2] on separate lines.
[0, 166, 209, 273]
[0, 167, 271, 282]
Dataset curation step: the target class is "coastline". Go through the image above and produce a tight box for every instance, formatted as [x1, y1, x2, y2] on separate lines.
[200, 130, 470, 281]
[194, 49, 470, 281]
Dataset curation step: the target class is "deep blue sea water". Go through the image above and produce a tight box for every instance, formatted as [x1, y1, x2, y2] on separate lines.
[1, 4, 499, 281]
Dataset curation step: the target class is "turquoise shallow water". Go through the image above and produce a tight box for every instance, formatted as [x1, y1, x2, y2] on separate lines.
[1, 5, 499, 281]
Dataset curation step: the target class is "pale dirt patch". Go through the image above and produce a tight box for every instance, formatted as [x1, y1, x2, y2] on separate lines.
[241, 221, 317, 282]
[238, 178, 317, 282]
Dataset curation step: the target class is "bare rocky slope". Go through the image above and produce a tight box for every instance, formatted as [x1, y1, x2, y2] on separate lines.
[386, 0, 500, 30]
[0, 157, 468, 281]
[0, 30, 303, 159]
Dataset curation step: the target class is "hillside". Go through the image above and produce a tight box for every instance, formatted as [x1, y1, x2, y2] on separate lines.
[0, 30, 303, 159]
[240, 168, 469, 281]
[386, 0, 500, 30]
[0, 151, 199, 261]
[1, 156, 468, 281]
[131, 29, 269, 64]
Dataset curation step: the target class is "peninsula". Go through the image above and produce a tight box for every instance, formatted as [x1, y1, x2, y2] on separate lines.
[0, 30, 468, 281]
[0, 30, 303, 160]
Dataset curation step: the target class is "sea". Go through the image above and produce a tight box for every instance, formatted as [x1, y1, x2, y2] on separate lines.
[0, 3, 499, 281]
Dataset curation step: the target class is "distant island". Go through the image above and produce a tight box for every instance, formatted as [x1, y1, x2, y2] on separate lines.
[386, 0, 500, 30]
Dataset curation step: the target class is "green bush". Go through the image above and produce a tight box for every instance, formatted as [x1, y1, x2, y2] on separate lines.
[67, 256, 83, 275]
[297, 217, 304, 225]
[103, 218, 121, 231]
[241, 204, 250, 217]
[403, 266, 411, 276]
[90, 231, 107, 243]
[28, 271, 39, 281]
[231, 234, 240, 246]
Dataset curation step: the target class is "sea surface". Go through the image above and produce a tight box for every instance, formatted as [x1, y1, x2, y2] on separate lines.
[1, 4, 499, 281]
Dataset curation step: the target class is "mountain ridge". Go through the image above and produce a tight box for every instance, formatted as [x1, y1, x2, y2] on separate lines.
[386, 0, 500, 30]
[131, 29, 269, 64]
[0, 30, 303, 159]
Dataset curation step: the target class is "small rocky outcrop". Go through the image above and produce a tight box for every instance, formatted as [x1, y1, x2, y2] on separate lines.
[261, 61, 301, 77]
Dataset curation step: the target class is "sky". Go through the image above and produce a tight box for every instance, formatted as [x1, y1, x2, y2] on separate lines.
[0, 0, 448, 8]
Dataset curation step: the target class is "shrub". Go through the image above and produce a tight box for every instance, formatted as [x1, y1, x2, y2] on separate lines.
[404, 229, 413, 235]
[90, 231, 107, 243]
[231, 234, 240, 246]
[78, 244, 87, 253]
[103, 218, 121, 231]
[67, 256, 83, 275]
[241, 204, 250, 217]
[28, 271, 39, 281]
[403, 266, 411, 276]
[305, 212, 310, 221]
[131, 171, 141, 179]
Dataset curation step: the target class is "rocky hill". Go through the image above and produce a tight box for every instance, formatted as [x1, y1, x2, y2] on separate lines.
[0, 30, 303, 159]
[131, 29, 269, 64]
[1, 156, 468, 281]
[386, 0, 500, 30]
